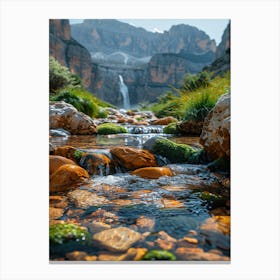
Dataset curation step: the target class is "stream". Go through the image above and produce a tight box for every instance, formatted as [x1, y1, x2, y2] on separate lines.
[49, 126, 230, 261]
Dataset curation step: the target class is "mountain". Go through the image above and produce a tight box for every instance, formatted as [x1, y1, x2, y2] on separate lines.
[50, 19, 222, 107]
[203, 22, 230, 77]
[71, 19, 216, 58]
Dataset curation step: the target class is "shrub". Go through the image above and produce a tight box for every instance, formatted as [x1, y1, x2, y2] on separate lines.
[142, 250, 176, 261]
[50, 90, 99, 117]
[163, 122, 180, 134]
[49, 57, 82, 93]
[181, 71, 211, 93]
[184, 91, 217, 122]
[151, 100, 184, 119]
[49, 223, 90, 245]
[97, 123, 128, 135]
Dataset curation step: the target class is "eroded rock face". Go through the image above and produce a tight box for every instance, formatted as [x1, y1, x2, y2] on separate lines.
[92, 227, 142, 252]
[50, 164, 89, 192]
[110, 146, 157, 170]
[178, 120, 204, 135]
[49, 101, 97, 135]
[200, 93, 230, 159]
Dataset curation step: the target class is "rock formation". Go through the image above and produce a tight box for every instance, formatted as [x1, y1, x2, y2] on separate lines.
[200, 92, 230, 159]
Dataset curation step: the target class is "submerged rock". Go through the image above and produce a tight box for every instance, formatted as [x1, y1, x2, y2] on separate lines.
[200, 93, 230, 159]
[92, 227, 142, 253]
[67, 189, 110, 209]
[131, 167, 173, 179]
[50, 164, 89, 192]
[49, 101, 97, 135]
[110, 146, 157, 170]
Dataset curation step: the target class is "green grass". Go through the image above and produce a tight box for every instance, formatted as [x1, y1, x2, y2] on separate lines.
[97, 123, 128, 135]
[145, 72, 230, 122]
[142, 250, 176, 261]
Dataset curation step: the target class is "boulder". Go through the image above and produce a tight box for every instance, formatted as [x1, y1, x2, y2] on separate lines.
[177, 120, 204, 135]
[200, 93, 230, 159]
[49, 155, 76, 175]
[49, 101, 97, 135]
[110, 146, 157, 170]
[50, 164, 89, 192]
[92, 227, 142, 252]
[131, 167, 173, 179]
[51, 145, 79, 161]
[152, 116, 178, 125]
[79, 153, 111, 175]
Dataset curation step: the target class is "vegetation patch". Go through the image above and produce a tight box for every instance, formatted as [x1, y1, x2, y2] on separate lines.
[49, 223, 90, 245]
[97, 123, 128, 135]
[142, 250, 176, 261]
[163, 122, 180, 134]
[152, 138, 203, 164]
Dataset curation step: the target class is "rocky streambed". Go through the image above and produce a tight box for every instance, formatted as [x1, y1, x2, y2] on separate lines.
[49, 93, 230, 262]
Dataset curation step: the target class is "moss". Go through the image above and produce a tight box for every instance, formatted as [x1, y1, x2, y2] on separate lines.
[49, 223, 90, 245]
[142, 250, 176, 261]
[207, 157, 230, 172]
[97, 123, 128, 135]
[152, 138, 202, 164]
[73, 149, 85, 162]
[163, 122, 180, 134]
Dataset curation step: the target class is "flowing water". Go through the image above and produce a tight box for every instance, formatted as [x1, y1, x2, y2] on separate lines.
[119, 75, 131, 109]
[50, 129, 230, 261]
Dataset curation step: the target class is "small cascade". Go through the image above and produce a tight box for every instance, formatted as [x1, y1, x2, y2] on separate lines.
[125, 125, 164, 134]
[118, 75, 131, 109]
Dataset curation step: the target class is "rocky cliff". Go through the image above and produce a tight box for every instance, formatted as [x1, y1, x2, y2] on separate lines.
[49, 19, 94, 88]
[203, 22, 230, 77]
[50, 19, 221, 107]
[71, 19, 216, 58]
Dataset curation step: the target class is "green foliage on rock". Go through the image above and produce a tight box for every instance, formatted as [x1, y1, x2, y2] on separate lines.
[49, 223, 90, 245]
[163, 122, 180, 134]
[49, 56, 82, 93]
[152, 138, 202, 164]
[142, 250, 176, 261]
[73, 149, 85, 162]
[97, 123, 128, 135]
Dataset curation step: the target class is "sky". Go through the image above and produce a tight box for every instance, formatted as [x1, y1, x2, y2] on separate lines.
[69, 19, 229, 44]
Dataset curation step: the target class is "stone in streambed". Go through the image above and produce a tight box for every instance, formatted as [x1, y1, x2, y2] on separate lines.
[49, 101, 97, 135]
[67, 189, 110, 209]
[110, 146, 157, 170]
[49, 207, 64, 220]
[50, 164, 89, 192]
[92, 227, 142, 253]
[49, 155, 77, 175]
[152, 116, 178, 125]
[131, 167, 173, 179]
[49, 195, 68, 208]
[51, 146, 80, 162]
[79, 153, 111, 175]
[136, 216, 155, 232]
[97, 248, 147, 261]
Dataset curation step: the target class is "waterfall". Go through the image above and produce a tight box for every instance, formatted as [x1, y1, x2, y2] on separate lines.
[118, 75, 131, 109]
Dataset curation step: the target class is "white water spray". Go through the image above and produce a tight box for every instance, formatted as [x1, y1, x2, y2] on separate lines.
[118, 75, 131, 109]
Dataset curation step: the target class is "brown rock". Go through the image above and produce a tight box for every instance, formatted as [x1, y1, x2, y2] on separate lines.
[49, 102, 97, 135]
[178, 120, 204, 135]
[132, 167, 173, 179]
[200, 93, 230, 159]
[65, 251, 88, 261]
[50, 164, 89, 192]
[88, 209, 119, 223]
[49, 155, 76, 175]
[131, 190, 152, 199]
[49, 195, 68, 208]
[67, 189, 110, 209]
[84, 255, 98, 261]
[152, 116, 178, 125]
[80, 153, 111, 175]
[111, 199, 132, 206]
[155, 239, 175, 251]
[84, 221, 111, 233]
[97, 248, 145, 261]
[110, 147, 157, 170]
[182, 237, 199, 244]
[92, 227, 142, 252]
[161, 198, 184, 208]
[136, 216, 155, 232]
[175, 247, 230, 261]
[157, 231, 176, 242]
[49, 207, 64, 220]
[52, 146, 79, 162]
[200, 216, 230, 235]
